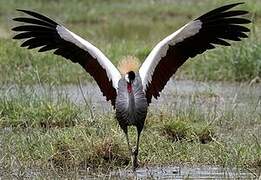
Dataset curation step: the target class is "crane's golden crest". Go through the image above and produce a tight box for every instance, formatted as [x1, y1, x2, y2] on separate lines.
[118, 56, 140, 75]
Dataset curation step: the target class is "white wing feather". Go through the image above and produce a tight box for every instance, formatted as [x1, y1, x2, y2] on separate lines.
[57, 26, 121, 89]
[139, 20, 202, 91]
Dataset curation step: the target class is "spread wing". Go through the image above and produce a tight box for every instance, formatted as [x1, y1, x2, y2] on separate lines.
[139, 2, 250, 104]
[12, 9, 121, 107]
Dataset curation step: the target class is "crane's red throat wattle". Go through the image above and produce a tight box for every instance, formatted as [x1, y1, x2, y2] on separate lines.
[127, 83, 132, 93]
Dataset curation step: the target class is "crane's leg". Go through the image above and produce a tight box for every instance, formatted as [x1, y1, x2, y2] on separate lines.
[123, 127, 133, 167]
[132, 128, 142, 171]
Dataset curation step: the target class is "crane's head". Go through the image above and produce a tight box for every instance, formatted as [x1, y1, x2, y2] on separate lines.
[125, 71, 135, 93]
[125, 71, 135, 84]
[117, 56, 140, 93]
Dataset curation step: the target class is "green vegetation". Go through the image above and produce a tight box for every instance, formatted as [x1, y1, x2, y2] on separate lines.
[0, 0, 260, 84]
[161, 117, 215, 144]
[0, 0, 260, 178]
[0, 84, 260, 178]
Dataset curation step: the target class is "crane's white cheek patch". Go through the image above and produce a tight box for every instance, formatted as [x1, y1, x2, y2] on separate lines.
[125, 74, 130, 83]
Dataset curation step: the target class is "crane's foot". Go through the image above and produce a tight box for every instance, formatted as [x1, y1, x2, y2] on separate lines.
[132, 148, 139, 171]
[132, 158, 139, 171]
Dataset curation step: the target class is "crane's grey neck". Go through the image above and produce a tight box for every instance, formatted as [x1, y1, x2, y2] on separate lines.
[125, 71, 136, 114]
[127, 88, 135, 114]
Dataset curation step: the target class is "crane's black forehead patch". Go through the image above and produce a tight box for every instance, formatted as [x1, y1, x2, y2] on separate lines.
[128, 71, 136, 80]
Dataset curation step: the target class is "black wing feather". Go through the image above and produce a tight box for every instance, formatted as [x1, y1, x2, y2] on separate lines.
[16, 9, 58, 25]
[12, 25, 53, 32]
[197, 2, 244, 20]
[13, 17, 56, 27]
[12, 9, 118, 107]
[145, 2, 250, 104]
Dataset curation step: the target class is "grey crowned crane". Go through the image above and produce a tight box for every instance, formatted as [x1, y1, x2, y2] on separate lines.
[12, 2, 250, 171]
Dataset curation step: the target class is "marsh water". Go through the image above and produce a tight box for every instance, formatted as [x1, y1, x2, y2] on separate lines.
[2, 79, 261, 111]
[0, 80, 260, 179]
[110, 166, 255, 179]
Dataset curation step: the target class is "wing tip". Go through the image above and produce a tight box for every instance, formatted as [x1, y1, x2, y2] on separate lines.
[16, 9, 29, 13]
[12, 32, 21, 39]
[233, 2, 245, 5]
[226, 2, 245, 8]
[197, 2, 249, 21]
[11, 26, 19, 32]
[14, 8, 59, 26]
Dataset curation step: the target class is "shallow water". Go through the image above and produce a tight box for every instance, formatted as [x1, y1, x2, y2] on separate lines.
[110, 166, 256, 179]
[1, 80, 261, 112]
[0, 165, 257, 179]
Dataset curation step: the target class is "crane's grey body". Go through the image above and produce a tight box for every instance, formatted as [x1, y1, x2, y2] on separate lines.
[115, 73, 148, 169]
[116, 73, 148, 132]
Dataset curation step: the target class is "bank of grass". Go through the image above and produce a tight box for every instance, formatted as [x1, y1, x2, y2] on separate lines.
[0, 0, 260, 84]
[0, 86, 260, 178]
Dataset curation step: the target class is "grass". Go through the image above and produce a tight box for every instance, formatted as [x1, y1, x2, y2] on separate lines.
[160, 117, 215, 143]
[0, 0, 260, 85]
[0, 83, 260, 178]
[0, 87, 81, 128]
